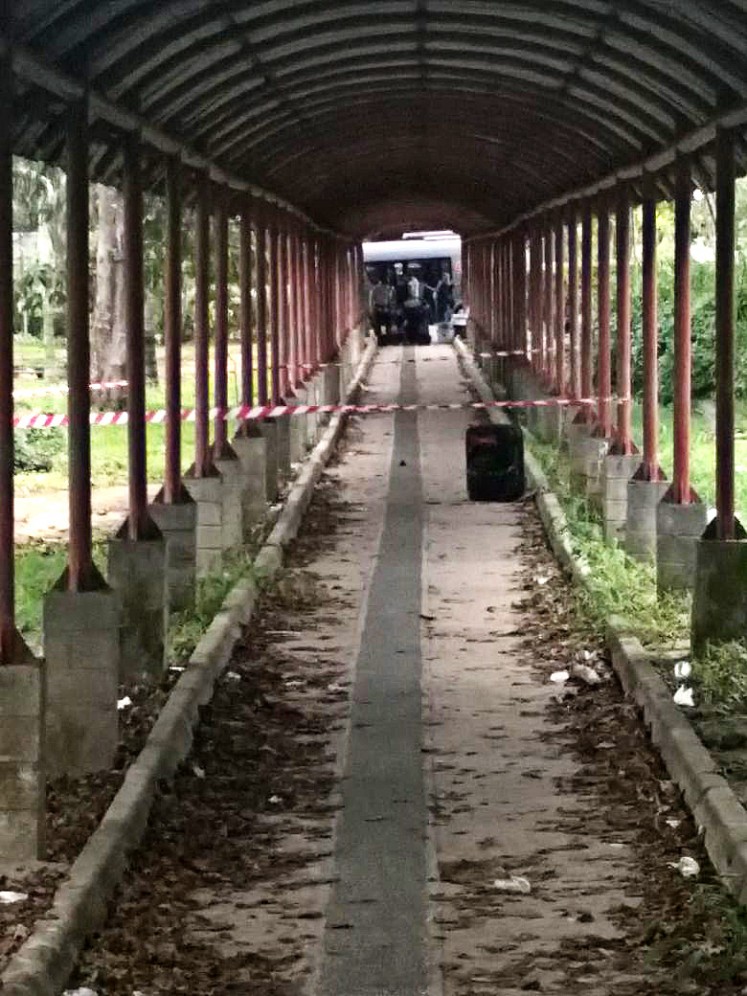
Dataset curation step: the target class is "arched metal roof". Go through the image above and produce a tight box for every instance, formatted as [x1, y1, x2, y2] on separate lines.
[8, 0, 747, 236]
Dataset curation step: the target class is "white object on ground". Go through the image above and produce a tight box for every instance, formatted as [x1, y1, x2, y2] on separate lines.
[665, 818, 682, 829]
[493, 876, 532, 894]
[669, 856, 700, 878]
[674, 660, 692, 680]
[269, 795, 282, 804]
[570, 662, 602, 686]
[117, 695, 132, 710]
[673, 686, 695, 707]
[550, 670, 570, 684]
[63, 990, 99, 996]
[192, 764, 206, 779]
[0, 891, 28, 904]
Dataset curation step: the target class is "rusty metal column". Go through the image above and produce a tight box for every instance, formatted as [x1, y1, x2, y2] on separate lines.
[255, 202, 269, 407]
[123, 133, 150, 538]
[0, 36, 15, 656]
[64, 97, 95, 590]
[239, 197, 254, 410]
[640, 194, 661, 480]
[614, 188, 633, 453]
[580, 205, 594, 411]
[302, 233, 313, 376]
[213, 189, 230, 455]
[162, 156, 182, 503]
[516, 231, 528, 359]
[544, 220, 554, 384]
[269, 208, 283, 404]
[715, 130, 737, 539]
[567, 210, 580, 399]
[280, 218, 292, 396]
[292, 224, 304, 385]
[596, 199, 612, 437]
[555, 214, 565, 394]
[193, 170, 212, 475]
[672, 160, 693, 503]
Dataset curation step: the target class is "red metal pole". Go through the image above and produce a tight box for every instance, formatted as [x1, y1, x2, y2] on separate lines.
[567, 210, 580, 399]
[65, 98, 94, 589]
[0, 37, 15, 657]
[615, 188, 633, 453]
[163, 155, 182, 503]
[193, 169, 212, 476]
[640, 193, 661, 480]
[292, 224, 303, 386]
[255, 202, 269, 406]
[715, 130, 737, 540]
[581, 204, 593, 405]
[213, 188, 229, 454]
[554, 214, 565, 394]
[544, 220, 554, 383]
[123, 132, 149, 539]
[302, 233, 312, 376]
[239, 197, 253, 409]
[596, 199, 612, 436]
[269, 209, 283, 403]
[516, 231, 528, 359]
[672, 159, 692, 503]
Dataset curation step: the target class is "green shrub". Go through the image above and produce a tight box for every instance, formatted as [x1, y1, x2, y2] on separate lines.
[13, 427, 65, 472]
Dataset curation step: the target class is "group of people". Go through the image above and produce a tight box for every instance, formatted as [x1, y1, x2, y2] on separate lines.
[368, 265, 455, 345]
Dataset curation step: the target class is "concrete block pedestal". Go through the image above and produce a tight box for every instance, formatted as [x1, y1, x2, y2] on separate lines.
[213, 444, 245, 552]
[149, 485, 197, 612]
[273, 412, 292, 482]
[43, 581, 119, 779]
[692, 526, 747, 651]
[570, 432, 609, 502]
[108, 521, 168, 682]
[656, 498, 708, 592]
[287, 386, 310, 465]
[625, 476, 669, 562]
[0, 649, 45, 859]
[601, 453, 639, 542]
[184, 469, 224, 576]
[233, 428, 267, 534]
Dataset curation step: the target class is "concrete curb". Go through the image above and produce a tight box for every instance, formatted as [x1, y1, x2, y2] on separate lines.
[2, 335, 378, 996]
[454, 338, 747, 904]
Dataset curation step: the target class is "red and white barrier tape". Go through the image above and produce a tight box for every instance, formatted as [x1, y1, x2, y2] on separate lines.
[12, 396, 604, 429]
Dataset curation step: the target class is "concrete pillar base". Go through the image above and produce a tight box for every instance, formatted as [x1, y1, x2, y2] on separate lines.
[0, 651, 45, 860]
[601, 453, 640, 542]
[273, 412, 292, 481]
[184, 470, 224, 576]
[232, 429, 267, 534]
[305, 376, 320, 445]
[258, 420, 280, 502]
[625, 476, 669, 562]
[535, 401, 563, 444]
[214, 445, 245, 551]
[322, 363, 340, 414]
[43, 580, 119, 779]
[570, 432, 608, 500]
[656, 498, 708, 592]
[149, 486, 197, 612]
[108, 523, 168, 681]
[288, 386, 310, 464]
[692, 523, 747, 652]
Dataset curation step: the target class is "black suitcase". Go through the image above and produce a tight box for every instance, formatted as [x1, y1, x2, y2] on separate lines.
[466, 423, 525, 501]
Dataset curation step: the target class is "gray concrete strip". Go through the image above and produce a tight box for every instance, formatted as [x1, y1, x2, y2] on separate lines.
[318, 346, 429, 996]
[1, 335, 378, 996]
[454, 336, 747, 907]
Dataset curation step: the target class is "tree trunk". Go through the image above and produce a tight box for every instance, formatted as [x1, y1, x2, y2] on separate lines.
[90, 185, 127, 405]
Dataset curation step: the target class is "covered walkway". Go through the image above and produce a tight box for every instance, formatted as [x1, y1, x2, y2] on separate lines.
[68, 347, 705, 995]
[2, 1, 747, 990]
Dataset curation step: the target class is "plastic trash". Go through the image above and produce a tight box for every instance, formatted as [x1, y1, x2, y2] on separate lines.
[570, 662, 602, 686]
[0, 891, 27, 904]
[191, 764, 206, 779]
[268, 795, 282, 805]
[674, 660, 692, 680]
[550, 670, 570, 684]
[665, 818, 681, 829]
[493, 876, 532, 894]
[673, 686, 695, 707]
[117, 695, 132, 711]
[63, 990, 99, 996]
[669, 856, 699, 878]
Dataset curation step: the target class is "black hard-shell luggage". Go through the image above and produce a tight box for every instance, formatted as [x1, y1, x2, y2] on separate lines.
[465, 423, 525, 501]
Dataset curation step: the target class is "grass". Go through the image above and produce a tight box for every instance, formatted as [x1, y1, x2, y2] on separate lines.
[690, 641, 747, 713]
[530, 435, 690, 648]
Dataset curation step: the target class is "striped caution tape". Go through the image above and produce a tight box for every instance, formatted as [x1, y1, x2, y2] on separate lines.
[12, 396, 608, 429]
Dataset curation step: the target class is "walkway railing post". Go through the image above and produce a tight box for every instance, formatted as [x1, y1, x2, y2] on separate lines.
[239, 196, 254, 412]
[567, 209, 580, 400]
[193, 169, 213, 478]
[613, 186, 634, 455]
[626, 187, 668, 562]
[580, 204, 594, 415]
[269, 206, 282, 405]
[107, 130, 168, 680]
[692, 128, 747, 648]
[554, 212, 565, 396]
[658, 158, 707, 590]
[162, 155, 183, 504]
[255, 201, 269, 407]
[544, 218, 554, 386]
[714, 128, 737, 542]
[213, 186, 230, 456]
[595, 197, 612, 439]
